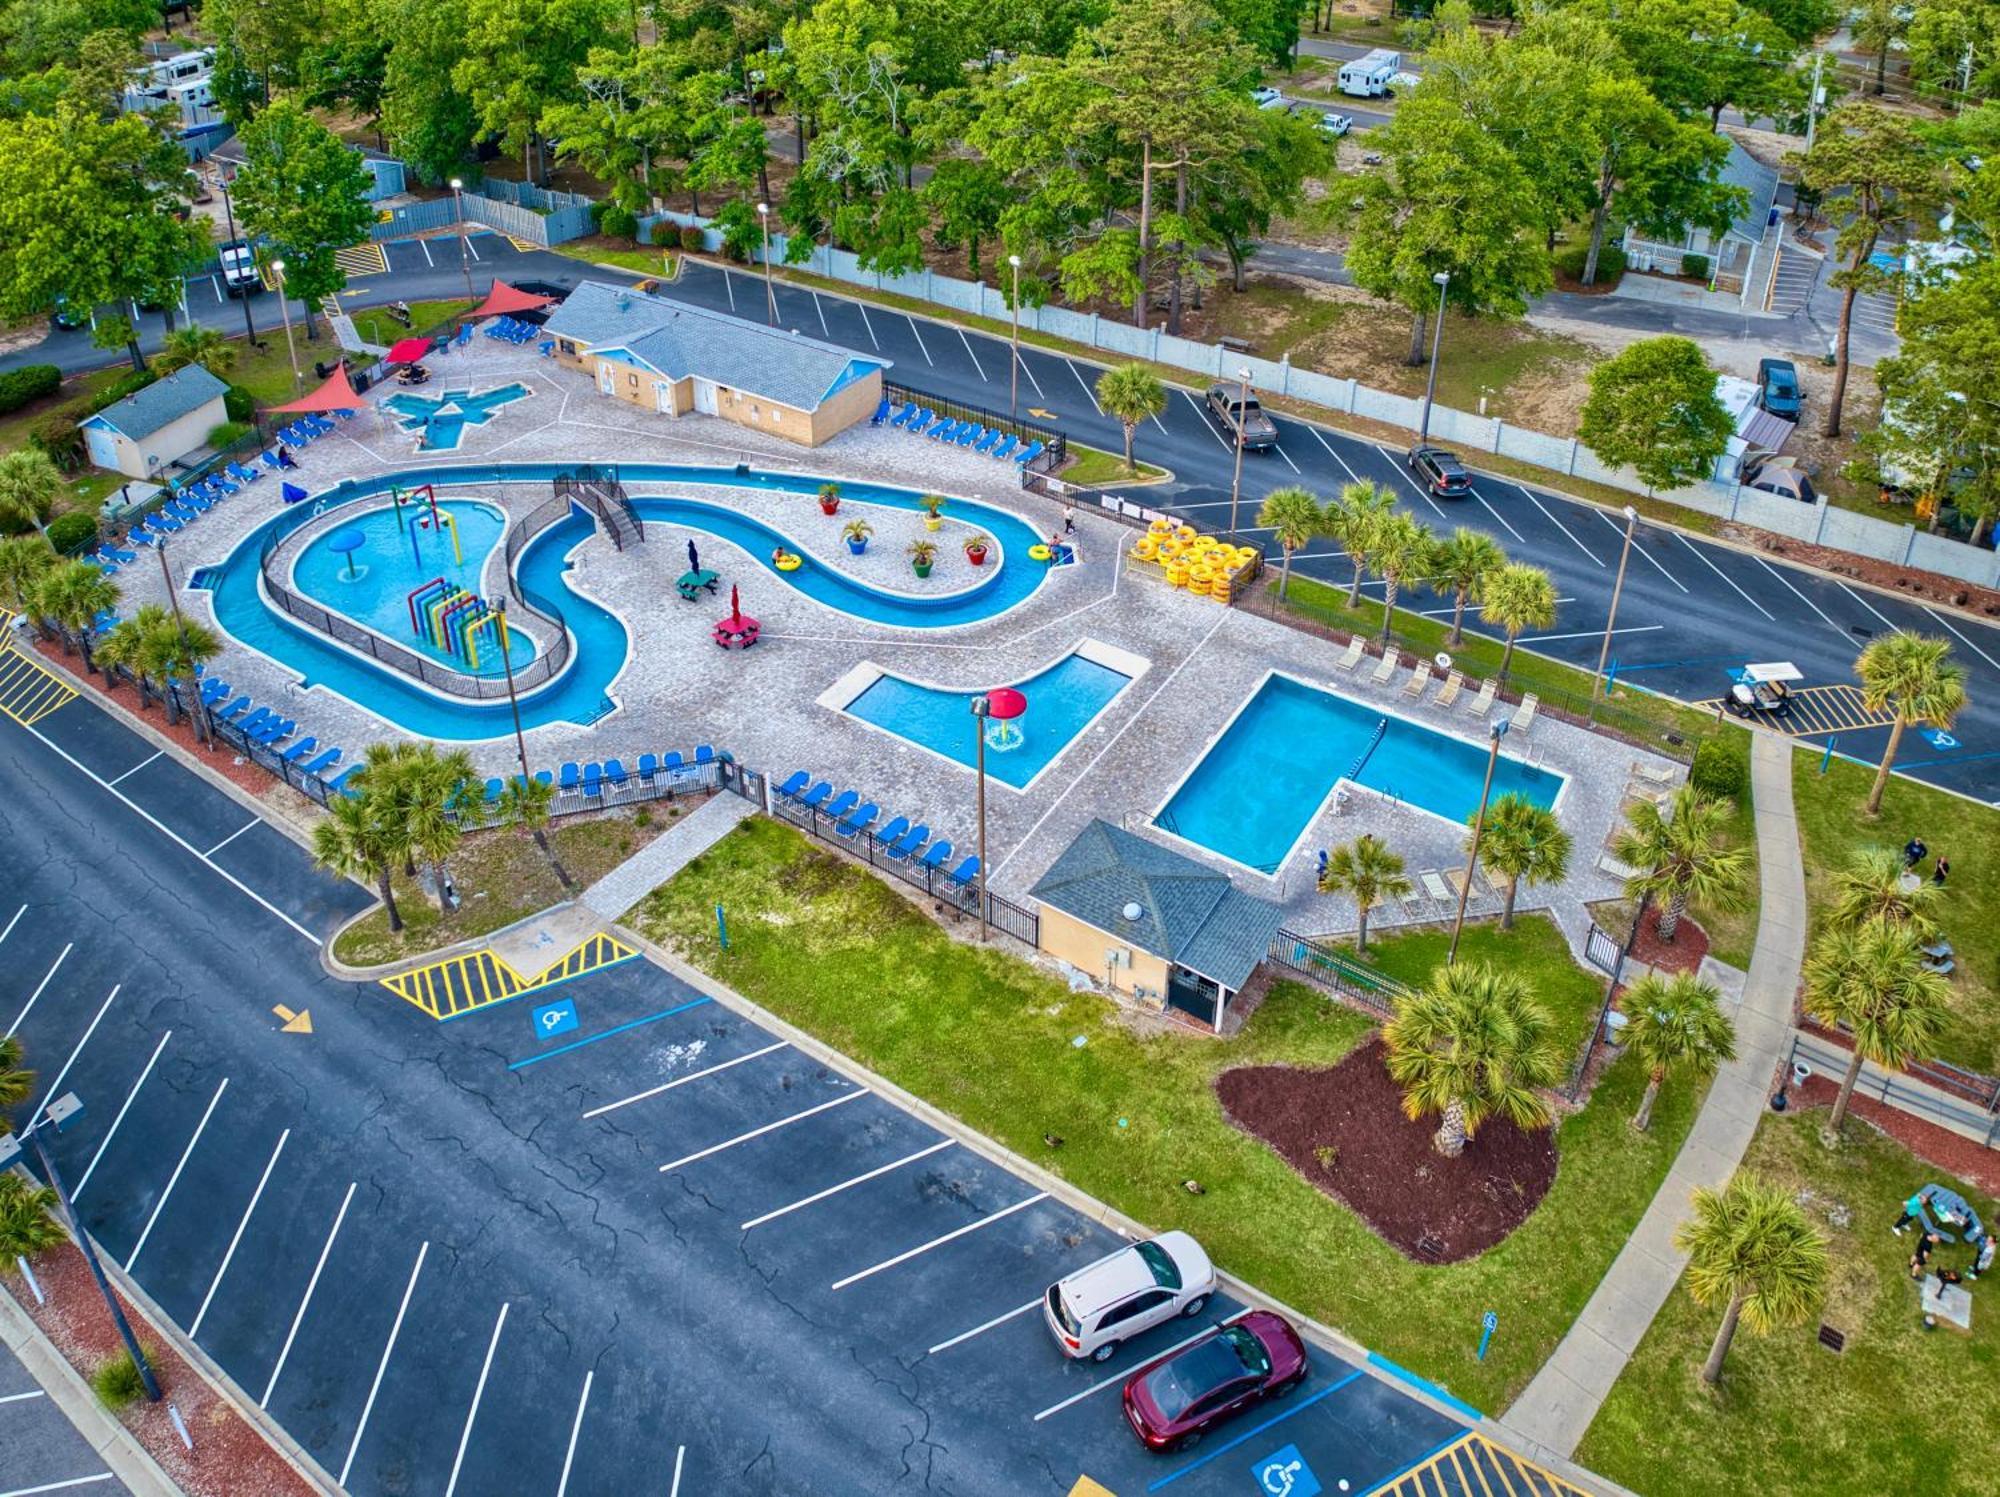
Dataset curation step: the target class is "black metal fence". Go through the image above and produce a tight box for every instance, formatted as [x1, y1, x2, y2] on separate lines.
[1263, 928, 1411, 1016]
[884, 381, 1066, 473]
[1565, 913, 1642, 1100]
[1799, 1017, 2000, 1113]
[1022, 469, 1267, 601]
[554, 465, 643, 550]
[1788, 1031, 2000, 1148]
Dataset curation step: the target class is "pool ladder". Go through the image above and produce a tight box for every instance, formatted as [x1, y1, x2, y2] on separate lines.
[1346, 717, 1388, 783]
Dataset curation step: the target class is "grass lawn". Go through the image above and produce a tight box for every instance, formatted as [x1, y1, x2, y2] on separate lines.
[552, 238, 679, 278]
[1061, 442, 1167, 486]
[1577, 1109, 1998, 1497]
[331, 802, 679, 967]
[626, 815, 1705, 1412]
[1792, 749, 2000, 1074]
[0, 366, 129, 522]
[349, 296, 477, 352]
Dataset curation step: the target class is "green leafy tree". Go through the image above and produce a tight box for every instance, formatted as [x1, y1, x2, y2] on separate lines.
[230, 99, 376, 342]
[378, 0, 480, 183]
[0, 0, 156, 72]
[1612, 784, 1751, 942]
[1325, 479, 1396, 609]
[1578, 336, 1734, 494]
[0, 1173, 66, 1267]
[1478, 561, 1557, 685]
[1317, 833, 1412, 952]
[202, 0, 326, 116]
[1677, 1174, 1828, 1386]
[1095, 364, 1167, 475]
[1905, 0, 2000, 102]
[1854, 630, 1968, 815]
[1371, 510, 1435, 644]
[313, 789, 409, 933]
[455, 0, 620, 183]
[400, 744, 478, 912]
[1382, 961, 1564, 1157]
[1570, 69, 1739, 286]
[1623, 971, 1736, 1130]
[93, 602, 166, 700]
[497, 773, 574, 889]
[1256, 485, 1323, 602]
[0, 533, 56, 611]
[924, 158, 1011, 277]
[157, 326, 237, 380]
[1852, 0, 1911, 94]
[1469, 792, 1571, 929]
[1595, 0, 1805, 129]
[1434, 526, 1504, 646]
[0, 449, 60, 536]
[1826, 847, 1945, 937]
[1802, 920, 1955, 1138]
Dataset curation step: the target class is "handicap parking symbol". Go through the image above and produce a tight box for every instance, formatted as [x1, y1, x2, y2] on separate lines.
[1251, 1444, 1321, 1497]
[1919, 727, 1960, 750]
[531, 997, 579, 1041]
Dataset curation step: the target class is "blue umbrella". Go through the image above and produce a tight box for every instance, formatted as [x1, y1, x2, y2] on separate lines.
[281, 482, 310, 505]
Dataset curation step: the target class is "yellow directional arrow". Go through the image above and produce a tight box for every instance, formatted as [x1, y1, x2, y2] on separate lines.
[1028, 406, 1058, 420]
[1067, 1480, 1115, 1497]
[272, 1004, 314, 1035]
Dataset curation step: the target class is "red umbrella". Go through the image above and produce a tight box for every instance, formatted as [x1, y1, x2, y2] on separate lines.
[728, 585, 742, 625]
[985, 686, 1028, 720]
[386, 337, 433, 365]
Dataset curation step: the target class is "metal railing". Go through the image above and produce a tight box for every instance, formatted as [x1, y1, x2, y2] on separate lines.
[1263, 929, 1411, 1017]
[1788, 1031, 2000, 1149]
[1797, 1016, 2000, 1113]
[553, 465, 643, 551]
[1564, 912, 1643, 1100]
[884, 382, 1065, 472]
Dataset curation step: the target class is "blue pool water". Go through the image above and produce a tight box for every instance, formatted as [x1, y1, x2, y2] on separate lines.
[290, 501, 535, 675]
[1156, 674, 1566, 874]
[842, 653, 1133, 788]
[382, 383, 530, 450]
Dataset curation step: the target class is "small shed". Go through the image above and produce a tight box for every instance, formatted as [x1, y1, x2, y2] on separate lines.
[80, 366, 230, 479]
[1622, 141, 1779, 304]
[1031, 820, 1286, 1032]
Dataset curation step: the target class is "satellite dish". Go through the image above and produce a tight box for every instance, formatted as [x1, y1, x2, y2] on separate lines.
[1435, 652, 1452, 671]
[1122, 902, 1143, 921]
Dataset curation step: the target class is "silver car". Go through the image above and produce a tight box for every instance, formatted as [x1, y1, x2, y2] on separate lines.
[1043, 1231, 1216, 1363]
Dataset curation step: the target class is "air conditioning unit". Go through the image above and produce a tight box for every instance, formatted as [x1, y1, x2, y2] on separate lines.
[1104, 947, 1132, 969]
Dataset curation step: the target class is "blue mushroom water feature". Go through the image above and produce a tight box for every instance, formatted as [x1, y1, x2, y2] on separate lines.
[327, 526, 366, 580]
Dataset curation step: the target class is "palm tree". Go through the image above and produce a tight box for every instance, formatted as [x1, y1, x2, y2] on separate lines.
[353, 742, 425, 876]
[1855, 632, 1967, 816]
[1095, 364, 1167, 475]
[497, 773, 575, 890]
[313, 791, 407, 933]
[400, 745, 478, 911]
[1479, 562, 1556, 686]
[1255, 486, 1322, 602]
[30, 560, 118, 667]
[136, 608, 221, 739]
[1676, 1174, 1828, 1386]
[1372, 511, 1435, 644]
[93, 606, 164, 699]
[157, 324, 237, 379]
[0, 1174, 66, 1267]
[0, 1034, 35, 1110]
[1318, 834, 1412, 952]
[1802, 920, 1953, 1140]
[1470, 792, 1571, 929]
[1325, 480, 1395, 609]
[0, 533, 56, 614]
[1381, 961, 1564, 1157]
[1612, 785, 1750, 943]
[1826, 847, 1943, 938]
[1435, 527, 1505, 646]
[0, 449, 61, 537]
[1623, 972, 1737, 1131]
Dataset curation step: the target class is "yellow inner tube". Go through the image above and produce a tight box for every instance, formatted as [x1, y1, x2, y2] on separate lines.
[1176, 524, 1197, 543]
[774, 553, 801, 571]
[1029, 544, 1053, 561]
[1132, 537, 1159, 560]
[1157, 538, 1183, 560]
[1164, 561, 1189, 586]
[1147, 517, 1172, 537]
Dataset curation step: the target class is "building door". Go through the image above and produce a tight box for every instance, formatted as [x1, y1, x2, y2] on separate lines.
[655, 381, 672, 414]
[1165, 968, 1221, 1030]
[693, 380, 718, 416]
[597, 363, 613, 396]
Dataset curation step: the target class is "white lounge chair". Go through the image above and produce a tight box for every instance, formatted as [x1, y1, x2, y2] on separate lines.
[1510, 693, 1539, 733]
[1402, 660, 1433, 698]
[1421, 870, 1456, 904]
[1367, 651, 1398, 686]
[1332, 637, 1365, 674]
[1633, 761, 1678, 785]
[1431, 670, 1463, 709]
[1598, 853, 1643, 881]
[1463, 679, 1497, 717]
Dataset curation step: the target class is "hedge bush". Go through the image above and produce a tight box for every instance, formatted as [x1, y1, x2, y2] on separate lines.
[680, 224, 706, 253]
[594, 202, 639, 242]
[1681, 251, 1711, 281]
[206, 420, 254, 449]
[86, 368, 154, 414]
[0, 363, 60, 415]
[1554, 244, 1625, 286]
[1689, 736, 1746, 800]
[223, 384, 256, 423]
[47, 511, 99, 555]
[31, 406, 87, 469]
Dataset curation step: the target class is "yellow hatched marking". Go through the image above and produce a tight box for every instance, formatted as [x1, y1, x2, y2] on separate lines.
[1692, 683, 1892, 739]
[1463, 1442, 1498, 1497]
[378, 933, 638, 1020]
[1369, 1435, 1597, 1497]
[334, 241, 389, 277]
[0, 642, 78, 727]
[506, 235, 538, 253]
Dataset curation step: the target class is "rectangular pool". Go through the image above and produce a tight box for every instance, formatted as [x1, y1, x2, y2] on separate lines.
[830, 642, 1144, 790]
[1154, 672, 1566, 875]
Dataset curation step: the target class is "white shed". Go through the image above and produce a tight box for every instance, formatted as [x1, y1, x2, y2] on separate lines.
[80, 366, 230, 480]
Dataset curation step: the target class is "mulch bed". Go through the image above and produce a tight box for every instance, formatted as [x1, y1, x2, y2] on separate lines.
[1215, 1038, 1558, 1263]
[1718, 526, 2000, 619]
[1626, 905, 1710, 977]
[1791, 1075, 2000, 1199]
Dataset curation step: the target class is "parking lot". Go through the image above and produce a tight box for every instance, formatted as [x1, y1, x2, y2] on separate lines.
[0, 1343, 132, 1496]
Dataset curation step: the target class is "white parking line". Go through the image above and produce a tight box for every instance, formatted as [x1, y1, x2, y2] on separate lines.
[1676, 534, 1774, 621]
[1372, 445, 1446, 520]
[856, 302, 881, 351]
[1305, 425, 1362, 483]
[190, 1128, 290, 1339]
[721, 268, 736, 312]
[36, 985, 119, 1117]
[658, 1089, 868, 1173]
[1470, 487, 1525, 544]
[1924, 607, 2000, 673]
[831, 1192, 1049, 1291]
[0, 1477, 115, 1495]
[204, 818, 261, 857]
[1514, 483, 1603, 566]
[261, 1181, 356, 1408]
[1030, 1313, 1248, 1422]
[0, 905, 23, 948]
[585, 1042, 787, 1120]
[75, 1030, 169, 1200]
[419, 238, 434, 267]
[668, 1446, 686, 1497]
[928, 1297, 1040, 1355]
[443, 1302, 510, 1497]
[1520, 624, 1666, 645]
[338, 1240, 428, 1488]
[1016, 349, 1044, 399]
[1594, 510, 1687, 593]
[555, 1369, 594, 1497]
[1068, 361, 1105, 416]
[0, 1391, 44, 1404]
[1180, 388, 1231, 451]
[107, 750, 161, 786]
[1272, 442, 1302, 475]
[126, 1076, 229, 1271]
[811, 291, 831, 338]
[1837, 580, 1902, 634]
[465, 234, 481, 262]
[956, 327, 987, 381]
[6, 943, 72, 1038]
[903, 315, 934, 365]
[741, 1139, 952, 1230]
[1752, 556, 1848, 638]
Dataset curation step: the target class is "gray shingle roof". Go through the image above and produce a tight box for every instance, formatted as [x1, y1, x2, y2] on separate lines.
[84, 365, 228, 441]
[1030, 821, 1286, 992]
[1720, 142, 1779, 245]
[542, 280, 889, 412]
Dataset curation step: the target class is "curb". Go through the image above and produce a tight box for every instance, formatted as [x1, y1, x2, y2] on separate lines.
[317, 895, 586, 981]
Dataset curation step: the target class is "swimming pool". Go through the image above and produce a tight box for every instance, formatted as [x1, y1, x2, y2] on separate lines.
[1154, 672, 1566, 875]
[381, 383, 531, 450]
[829, 642, 1143, 790]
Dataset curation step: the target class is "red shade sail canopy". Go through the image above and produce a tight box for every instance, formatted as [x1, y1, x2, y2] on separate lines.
[267, 363, 362, 413]
[472, 280, 555, 319]
[385, 337, 433, 364]
[985, 687, 1028, 720]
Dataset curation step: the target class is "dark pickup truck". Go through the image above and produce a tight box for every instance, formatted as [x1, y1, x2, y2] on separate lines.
[1204, 384, 1278, 451]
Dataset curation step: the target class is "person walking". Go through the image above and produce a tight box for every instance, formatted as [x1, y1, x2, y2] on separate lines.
[1932, 855, 1949, 886]
[1911, 1230, 1942, 1280]
[1062, 504, 1076, 536]
[1903, 836, 1928, 867]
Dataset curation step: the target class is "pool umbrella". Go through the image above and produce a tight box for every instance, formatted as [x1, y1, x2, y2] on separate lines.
[687, 537, 700, 572]
[385, 336, 433, 365]
[280, 481, 310, 505]
[328, 527, 365, 578]
[712, 584, 760, 648]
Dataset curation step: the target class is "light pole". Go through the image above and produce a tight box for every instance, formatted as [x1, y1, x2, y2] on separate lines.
[155, 538, 209, 744]
[757, 202, 776, 326]
[1416, 270, 1450, 447]
[449, 179, 476, 307]
[1, 1100, 164, 1403]
[269, 259, 301, 391]
[1007, 253, 1022, 423]
[1226, 365, 1252, 537]
[968, 688, 1027, 941]
[217, 170, 258, 347]
[1448, 719, 1508, 965]
[494, 598, 531, 784]
[1593, 505, 1640, 705]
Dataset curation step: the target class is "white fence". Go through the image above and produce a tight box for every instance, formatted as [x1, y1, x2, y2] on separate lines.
[626, 207, 2000, 589]
[371, 187, 593, 248]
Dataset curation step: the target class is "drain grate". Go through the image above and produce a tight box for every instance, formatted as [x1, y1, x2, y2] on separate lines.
[1818, 1323, 1845, 1353]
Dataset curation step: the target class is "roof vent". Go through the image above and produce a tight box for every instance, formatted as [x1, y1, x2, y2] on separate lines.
[1122, 902, 1143, 922]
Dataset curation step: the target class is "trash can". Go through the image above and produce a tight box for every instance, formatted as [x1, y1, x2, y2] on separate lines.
[1602, 1010, 1630, 1047]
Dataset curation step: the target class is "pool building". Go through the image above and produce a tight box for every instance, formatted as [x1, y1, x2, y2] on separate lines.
[543, 281, 891, 447]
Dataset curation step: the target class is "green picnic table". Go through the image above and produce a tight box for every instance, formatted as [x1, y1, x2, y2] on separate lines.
[676, 568, 720, 601]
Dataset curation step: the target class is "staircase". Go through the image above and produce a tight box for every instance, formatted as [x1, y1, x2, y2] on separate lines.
[553, 465, 644, 551]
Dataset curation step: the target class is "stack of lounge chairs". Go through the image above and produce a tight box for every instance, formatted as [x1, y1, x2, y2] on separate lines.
[773, 771, 981, 889]
[879, 402, 1046, 467]
[483, 316, 540, 344]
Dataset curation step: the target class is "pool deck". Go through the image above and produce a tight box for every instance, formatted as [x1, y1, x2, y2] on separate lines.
[118, 332, 1675, 953]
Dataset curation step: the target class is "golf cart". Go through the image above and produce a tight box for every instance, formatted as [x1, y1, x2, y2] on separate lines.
[1724, 661, 1799, 720]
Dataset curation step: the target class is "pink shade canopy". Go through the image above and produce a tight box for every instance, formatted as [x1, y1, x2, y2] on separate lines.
[385, 337, 433, 364]
[985, 687, 1028, 720]
[267, 363, 362, 413]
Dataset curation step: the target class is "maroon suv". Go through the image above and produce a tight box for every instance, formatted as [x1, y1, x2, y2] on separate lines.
[1121, 1312, 1308, 1452]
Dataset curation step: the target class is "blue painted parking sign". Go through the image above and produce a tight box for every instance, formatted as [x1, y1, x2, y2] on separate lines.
[1919, 727, 1960, 750]
[1251, 1445, 1321, 1497]
[531, 997, 579, 1041]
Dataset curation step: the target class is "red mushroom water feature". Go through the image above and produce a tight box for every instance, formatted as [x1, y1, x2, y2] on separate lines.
[712, 584, 760, 648]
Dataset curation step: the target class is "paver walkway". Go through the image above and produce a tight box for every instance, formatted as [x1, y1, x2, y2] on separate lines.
[1498, 730, 1807, 1461]
[580, 791, 755, 920]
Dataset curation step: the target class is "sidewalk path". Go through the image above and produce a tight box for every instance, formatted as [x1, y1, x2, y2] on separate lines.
[1498, 730, 1807, 1461]
[580, 792, 755, 920]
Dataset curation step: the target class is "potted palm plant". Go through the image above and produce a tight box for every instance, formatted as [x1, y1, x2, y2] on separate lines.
[919, 494, 946, 530]
[907, 537, 938, 578]
[963, 533, 991, 566]
[817, 482, 841, 516]
[842, 518, 873, 555]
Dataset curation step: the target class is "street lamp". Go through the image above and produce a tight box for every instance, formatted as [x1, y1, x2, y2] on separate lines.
[269, 259, 301, 390]
[216, 169, 258, 348]
[969, 687, 1028, 941]
[1227, 365, 1252, 537]
[1448, 718, 1508, 965]
[1593, 505, 1640, 705]
[155, 538, 209, 744]
[449, 179, 476, 307]
[1416, 270, 1450, 447]
[1, 1097, 164, 1403]
[1007, 253, 1022, 423]
[756, 202, 776, 326]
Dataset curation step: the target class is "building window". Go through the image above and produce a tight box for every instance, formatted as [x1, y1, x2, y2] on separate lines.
[769, 409, 781, 424]
[558, 339, 576, 357]
[628, 372, 639, 388]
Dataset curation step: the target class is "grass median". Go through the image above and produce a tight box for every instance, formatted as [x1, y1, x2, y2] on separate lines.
[625, 814, 1702, 1412]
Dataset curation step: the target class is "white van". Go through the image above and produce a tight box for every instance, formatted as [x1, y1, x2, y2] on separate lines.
[1042, 1232, 1215, 1363]
[1337, 49, 1400, 98]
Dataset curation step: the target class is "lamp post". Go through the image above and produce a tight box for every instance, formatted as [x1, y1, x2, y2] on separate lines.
[1007, 253, 1022, 423]
[1448, 719, 1508, 965]
[757, 202, 776, 326]
[217, 170, 258, 347]
[155, 538, 208, 744]
[494, 598, 531, 784]
[1416, 269, 1450, 447]
[1593, 505, 1640, 705]
[1226, 365, 1252, 537]
[269, 259, 301, 391]
[1, 1099, 163, 1403]
[969, 688, 1027, 941]
[449, 178, 476, 307]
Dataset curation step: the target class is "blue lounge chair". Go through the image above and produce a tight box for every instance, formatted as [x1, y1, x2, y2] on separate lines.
[1014, 441, 1045, 466]
[327, 764, 362, 796]
[582, 762, 603, 797]
[128, 528, 159, 547]
[558, 761, 580, 791]
[973, 428, 1002, 454]
[870, 397, 892, 425]
[904, 408, 932, 433]
[874, 816, 910, 849]
[775, 770, 810, 800]
[102, 544, 137, 564]
[239, 707, 272, 735]
[228, 461, 262, 484]
[956, 424, 984, 447]
[484, 778, 505, 802]
[254, 717, 296, 746]
[799, 780, 833, 809]
[928, 419, 960, 442]
[990, 434, 1018, 460]
[918, 840, 954, 872]
[199, 679, 229, 706]
[261, 450, 284, 472]
[837, 802, 879, 838]
[149, 511, 184, 533]
[278, 736, 317, 764]
[885, 823, 928, 860]
[605, 758, 629, 785]
[663, 750, 685, 771]
[219, 696, 251, 721]
[824, 789, 859, 821]
[638, 753, 659, 779]
[694, 744, 715, 764]
[947, 855, 981, 886]
[888, 403, 916, 429]
[301, 747, 341, 776]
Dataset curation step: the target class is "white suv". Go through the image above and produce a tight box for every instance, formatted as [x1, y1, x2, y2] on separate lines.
[1043, 1232, 1215, 1363]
